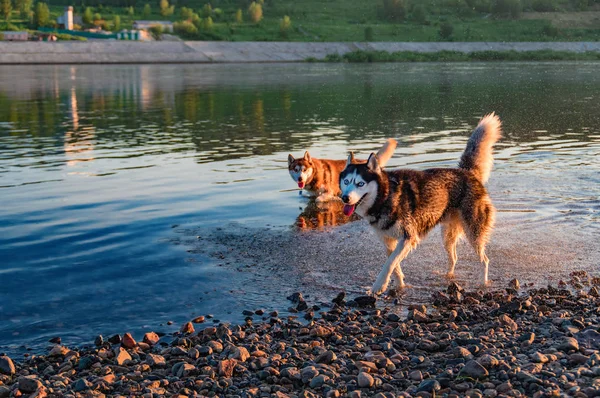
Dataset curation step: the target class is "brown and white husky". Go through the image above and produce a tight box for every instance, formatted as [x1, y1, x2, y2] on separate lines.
[288, 139, 397, 202]
[340, 114, 502, 295]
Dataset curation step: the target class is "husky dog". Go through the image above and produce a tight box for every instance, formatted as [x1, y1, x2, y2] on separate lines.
[288, 139, 397, 202]
[340, 114, 502, 295]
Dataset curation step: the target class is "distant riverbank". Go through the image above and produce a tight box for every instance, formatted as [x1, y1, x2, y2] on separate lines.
[1, 41, 600, 64]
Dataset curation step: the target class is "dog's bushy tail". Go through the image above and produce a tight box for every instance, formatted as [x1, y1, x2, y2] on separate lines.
[459, 113, 502, 184]
[375, 138, 397, 168]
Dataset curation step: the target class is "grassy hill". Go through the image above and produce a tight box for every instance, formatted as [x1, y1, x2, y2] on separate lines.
[2, 0, 600, 41]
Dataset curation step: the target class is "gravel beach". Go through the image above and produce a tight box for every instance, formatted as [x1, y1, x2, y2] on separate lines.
[3, 271, 600, 398]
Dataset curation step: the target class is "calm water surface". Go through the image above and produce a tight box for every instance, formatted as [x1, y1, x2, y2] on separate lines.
[1, 63, 599, 356]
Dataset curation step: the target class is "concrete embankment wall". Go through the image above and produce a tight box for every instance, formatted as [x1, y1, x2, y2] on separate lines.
[1, 41, 600, 64]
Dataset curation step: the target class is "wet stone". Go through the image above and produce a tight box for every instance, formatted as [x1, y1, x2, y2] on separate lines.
[0, 356, 15, 375]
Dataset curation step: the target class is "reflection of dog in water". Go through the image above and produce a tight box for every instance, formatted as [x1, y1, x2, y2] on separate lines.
[296, 200, 359, 231]
[340, 114, 502, 295]
[288, 139, 397, 203]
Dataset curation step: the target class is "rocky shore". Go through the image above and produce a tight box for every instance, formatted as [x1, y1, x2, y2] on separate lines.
[2, 272, 600, 398]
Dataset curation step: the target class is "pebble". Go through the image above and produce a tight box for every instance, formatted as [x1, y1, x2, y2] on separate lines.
[18, 376, 43, 393]
[0, 355, 15, 375]
[122, 332, 136, 348]
[358, 371, 374, 388]
[459, 360, 489, 379]
[3, 279, 600, 397]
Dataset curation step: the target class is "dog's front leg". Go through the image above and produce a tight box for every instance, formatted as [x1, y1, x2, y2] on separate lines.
[371, 237, 416, 295]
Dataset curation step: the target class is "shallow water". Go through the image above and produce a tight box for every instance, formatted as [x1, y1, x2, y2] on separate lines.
[1, 63, 599, 356]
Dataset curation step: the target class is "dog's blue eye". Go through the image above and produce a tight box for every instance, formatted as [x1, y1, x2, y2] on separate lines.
[357, 182, 365, 187]
[344, 179, 349, 185]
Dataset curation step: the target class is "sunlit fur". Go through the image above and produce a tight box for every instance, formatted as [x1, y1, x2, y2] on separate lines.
[340, 114, 502, 295]
[288, 139, 397, 202]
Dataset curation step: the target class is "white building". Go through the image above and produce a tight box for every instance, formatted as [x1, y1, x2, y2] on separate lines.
[57, 6, 74, 30]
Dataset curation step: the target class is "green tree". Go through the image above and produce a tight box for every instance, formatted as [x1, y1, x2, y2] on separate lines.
[159, 0, 174, 16]
[235, 8, 242, 23]
[83, 7, 93, 25]
[143, 3, 151, 18]
[202, 3, 212, 17]
[16, 0, 33, 17]
[180, 6, 193, 20]
[33, 2, 50, 27]
[127, 6, 134, 16]
[1, 0, 12, 22]
[248, 1, 262, 23]
[202, 15, 213, 30]
[113, 15, 120, 31]
[93, 12, 101, 22]
[279, 15, 291, 38]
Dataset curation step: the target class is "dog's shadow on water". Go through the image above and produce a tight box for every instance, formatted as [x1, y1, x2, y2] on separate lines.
[294, 197, 360, 231]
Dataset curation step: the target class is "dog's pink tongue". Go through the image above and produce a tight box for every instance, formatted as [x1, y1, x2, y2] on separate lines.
[343, 204, 355, 217]
[298, 182, 305, 189]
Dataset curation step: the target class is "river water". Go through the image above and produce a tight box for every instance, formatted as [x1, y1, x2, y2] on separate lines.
[1, 63, 598, 356]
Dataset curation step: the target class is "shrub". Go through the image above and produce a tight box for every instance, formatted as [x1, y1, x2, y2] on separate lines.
[492, 0, 522, 18]
[149, 24, 163, 39]
[532, 0, 557, 11]
[279, 15, 291, 37]
[127, 6, 134, 16]
[248, 2, 263, 23]
[34, 2, 50, 27]
[235, 9, 243, 23]
[56, 33, 87, 41]
[410, 4, 427, 24]
[542, 23, 559, 36]
[143, 3, 151, 18]
[113, 15, 120, 31]
[379, 0, 407, 21]
[466, 0, 492, 12]
[439, 22, 454, 40]
[93, 13, 101, 22]
[364, 26, 374, 41]
[174, 20, 198, 37]
[571, 0, 588, 10]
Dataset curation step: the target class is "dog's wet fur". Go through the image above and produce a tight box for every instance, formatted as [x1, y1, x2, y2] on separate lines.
[340, 114, 502, 295]
[288, 139, 397, 202]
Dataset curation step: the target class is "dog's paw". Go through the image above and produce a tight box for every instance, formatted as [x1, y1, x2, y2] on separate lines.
[371, 278, 389, 296]
[445, 272, 456, 279]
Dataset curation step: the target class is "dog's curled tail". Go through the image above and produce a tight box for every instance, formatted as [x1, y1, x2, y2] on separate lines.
[375, 138, 398, 168]
[459, 113, 502, 184]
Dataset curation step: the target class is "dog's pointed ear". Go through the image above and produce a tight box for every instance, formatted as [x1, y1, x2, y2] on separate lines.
[288, 154, 295, 165]
[367, 153, 380, 172]
[346, 152, 356, 167]
[303, 151, 311, 162]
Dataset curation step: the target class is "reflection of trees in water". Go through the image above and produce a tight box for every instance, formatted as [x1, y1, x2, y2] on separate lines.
[1, 66, 599, 165]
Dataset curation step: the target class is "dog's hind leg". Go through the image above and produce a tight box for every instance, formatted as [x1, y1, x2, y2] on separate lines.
[461, 198, 495, 286]
[371, 237, 417, 295]
[441, 219, 463, 279]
